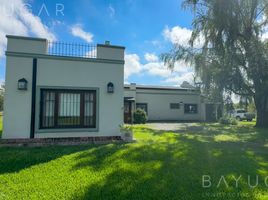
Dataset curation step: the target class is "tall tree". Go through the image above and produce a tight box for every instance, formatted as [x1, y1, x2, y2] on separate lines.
[0, 83, 4, 112]
[162, 0, 268, 127]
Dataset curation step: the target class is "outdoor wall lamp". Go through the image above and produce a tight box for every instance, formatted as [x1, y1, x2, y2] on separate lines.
[18, 78, 28, 90]
[107, 82, 114, 93]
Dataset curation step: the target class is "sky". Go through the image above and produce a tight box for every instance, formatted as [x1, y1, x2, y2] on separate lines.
[0, 0, 197, 86]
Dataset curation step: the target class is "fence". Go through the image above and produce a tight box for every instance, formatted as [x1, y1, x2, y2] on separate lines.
[47, 41, 97, 58]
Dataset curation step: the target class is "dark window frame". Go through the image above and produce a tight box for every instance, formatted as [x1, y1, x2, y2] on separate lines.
[184, 104, 198, 114]
[40, 89, 97, 129]
[237, 110, 246, 113]
[170, 103, 180, 109]
[136, 103, 148, 114]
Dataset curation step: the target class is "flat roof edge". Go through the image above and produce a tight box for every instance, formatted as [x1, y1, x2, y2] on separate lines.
[6, 35, 47, 42]
[97, 44, 125, 49]
[6, 51, 125, 64]
[124, 85, 198, 91]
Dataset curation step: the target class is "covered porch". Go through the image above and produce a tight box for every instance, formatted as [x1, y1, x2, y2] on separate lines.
[124, 97, 135, 124]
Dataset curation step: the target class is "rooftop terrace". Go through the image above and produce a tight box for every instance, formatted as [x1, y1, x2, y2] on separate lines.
[6, 35, 125, 61]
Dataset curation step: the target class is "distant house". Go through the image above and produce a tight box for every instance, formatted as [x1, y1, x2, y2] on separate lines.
[3, 35, 218, 139]
[123, 84, 206, 123]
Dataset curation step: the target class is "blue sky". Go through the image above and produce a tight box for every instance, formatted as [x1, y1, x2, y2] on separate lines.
[0, 0, 196, 86]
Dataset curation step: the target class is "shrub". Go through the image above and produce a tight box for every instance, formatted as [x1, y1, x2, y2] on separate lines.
[229, 118, 238, 125]
[219, 117, 238, 125]
[133, 108, 148, 124]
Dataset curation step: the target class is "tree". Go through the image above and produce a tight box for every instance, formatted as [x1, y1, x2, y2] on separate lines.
[162, 0, 268, 128]
[224, 94, 235, 115]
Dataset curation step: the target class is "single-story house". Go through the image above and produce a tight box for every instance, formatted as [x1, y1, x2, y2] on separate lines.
[3, 35, 124, 139]
[124, 84, 206, 123]
[2, 35, 218, 139]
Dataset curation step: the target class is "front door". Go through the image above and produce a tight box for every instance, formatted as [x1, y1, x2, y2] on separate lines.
[124, 101, 132, 123]
[205, 104, 216, 122]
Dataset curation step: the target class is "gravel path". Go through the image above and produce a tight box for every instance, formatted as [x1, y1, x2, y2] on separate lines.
[147, 122, 205, 132]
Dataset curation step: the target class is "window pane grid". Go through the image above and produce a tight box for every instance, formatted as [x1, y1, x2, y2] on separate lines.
[84, 93, 95, 126]
[184, 104, 198, 114]
[40, 89, 96, 129]
[42, 91, 55, 128]
[58, 93, 80, 127]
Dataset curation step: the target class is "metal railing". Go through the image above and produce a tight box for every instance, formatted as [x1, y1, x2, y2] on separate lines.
[47, 41, 97, 58]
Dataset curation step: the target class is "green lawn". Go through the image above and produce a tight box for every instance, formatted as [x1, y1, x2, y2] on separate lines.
[0, 122, 268, 200]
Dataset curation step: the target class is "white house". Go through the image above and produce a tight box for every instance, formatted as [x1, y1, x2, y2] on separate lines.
[123, 84, 207, 123]
[3, 35, 124, 139]
[3, 35, 218, 139]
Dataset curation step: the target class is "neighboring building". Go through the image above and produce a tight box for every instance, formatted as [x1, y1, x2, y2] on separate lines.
[3, 35, 124, 139]
[123, 83, 207, 123]
[3, 35, 218, 139]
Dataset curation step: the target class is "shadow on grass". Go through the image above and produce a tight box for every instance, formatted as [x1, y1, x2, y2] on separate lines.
[0, 123, 267, 200]
[71, 126, 268, 200]
[0, 145, 96, 174]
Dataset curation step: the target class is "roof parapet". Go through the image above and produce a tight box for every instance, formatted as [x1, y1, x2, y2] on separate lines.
[6, 35, 48, 55]
[97, 42, 125, 61]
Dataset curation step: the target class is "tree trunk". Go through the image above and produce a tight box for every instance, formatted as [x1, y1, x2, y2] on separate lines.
[255, 94, 268, 128]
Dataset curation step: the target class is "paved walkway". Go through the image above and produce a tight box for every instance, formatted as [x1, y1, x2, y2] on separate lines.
[147, 122, 205, 132]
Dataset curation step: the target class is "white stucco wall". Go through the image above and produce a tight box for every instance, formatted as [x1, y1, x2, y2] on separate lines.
[97, 44, 125, 60]
[3, 36, 124, 139]
[124, 90, 136, 99]
[3, 56, 33, 138]
[6, 35, 47, 54]
[34, 58, 124, 138]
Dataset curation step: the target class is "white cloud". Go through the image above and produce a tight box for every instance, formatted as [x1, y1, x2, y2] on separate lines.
[71, 24, 93, 43]
[163, 71, 194, 86]
[143, 60, 191, 77]
[84, 48, 97, 58]
[144, 53, 158, 62]
[262, 24, 268, 41]
[0, 0, 56, 57]
[163, 26, 192, 46]
[258, 15, 268, 41]
[143, 60, 193, 85]
[124, 54, 142, 80]
[262, 31, 268, 40]
[163, 25, 204, 48]
[125, 52, 193, 86]
[173, 61, 191, 73]
[108, 4, 115, 18]
[143, 62, 172, 77]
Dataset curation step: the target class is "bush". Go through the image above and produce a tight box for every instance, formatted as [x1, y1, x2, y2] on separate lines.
[230, 118, 238, 125]
[133, 108, 148, 124]
[219, 117, 238, 125]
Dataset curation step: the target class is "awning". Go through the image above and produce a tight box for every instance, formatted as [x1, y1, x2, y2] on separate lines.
[124, 97, 135, 102]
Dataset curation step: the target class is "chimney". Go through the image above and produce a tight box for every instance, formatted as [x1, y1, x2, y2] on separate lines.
[130, 83, 136, 90]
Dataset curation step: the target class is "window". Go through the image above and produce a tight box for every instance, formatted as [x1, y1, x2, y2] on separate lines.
[40, 89, 96, 129]
[237, 110, 246, 113]
[136, 103, 148, 114]
[170, 103, 180, 109]
[184, 104, 198, 114]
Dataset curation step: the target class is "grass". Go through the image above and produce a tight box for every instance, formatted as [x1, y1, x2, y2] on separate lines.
[0, 122, 268, 199]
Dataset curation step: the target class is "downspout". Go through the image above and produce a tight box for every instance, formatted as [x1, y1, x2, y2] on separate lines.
[30, 58, 37, 138]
